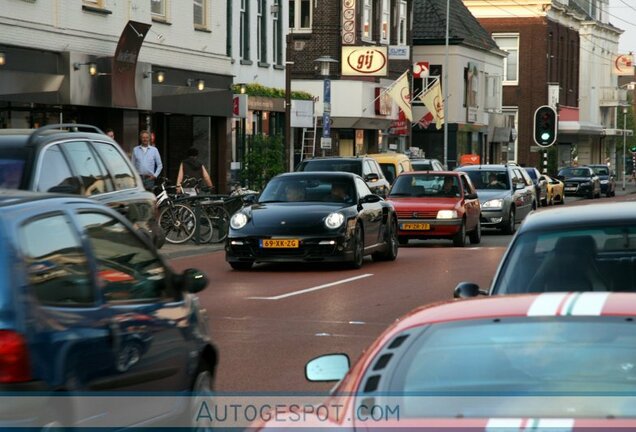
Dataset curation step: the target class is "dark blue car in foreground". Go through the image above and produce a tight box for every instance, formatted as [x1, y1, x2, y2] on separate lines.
[0, 190, 216, 428]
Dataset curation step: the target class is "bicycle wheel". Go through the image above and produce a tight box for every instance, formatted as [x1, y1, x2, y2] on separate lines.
[196, 213, 214, 244]
[205, 205, 230, 243]
[159, 203, 196, 244]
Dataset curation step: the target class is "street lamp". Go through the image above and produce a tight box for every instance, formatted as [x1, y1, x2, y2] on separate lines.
[314, 56, 338, 156]
[623, 106, 628, 191]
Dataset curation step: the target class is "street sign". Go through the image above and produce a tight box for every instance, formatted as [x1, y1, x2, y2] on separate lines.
[320, 137, 332, 149]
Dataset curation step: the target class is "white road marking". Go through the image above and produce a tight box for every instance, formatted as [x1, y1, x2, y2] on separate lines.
[349, 321, 366, 325]
[247, 274, 374, 300]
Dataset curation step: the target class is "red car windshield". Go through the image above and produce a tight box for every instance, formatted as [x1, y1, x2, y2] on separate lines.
[390, 174, 459, 198]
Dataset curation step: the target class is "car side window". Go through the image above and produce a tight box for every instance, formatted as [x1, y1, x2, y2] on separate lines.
[363, 161, 373, 177]
[77, 212, 174, 303]
[36, 144, 81, 194]
[63, 141, 114, 196]
[355, 177, 371, 198]
[20, 213, 94, 307]
[92, 142, 137, 190]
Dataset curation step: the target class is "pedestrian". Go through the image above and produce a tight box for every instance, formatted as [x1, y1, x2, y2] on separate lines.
[176, 147, 213, 194]
[105, 128, 115, 140]
[131, 130, 163, 190]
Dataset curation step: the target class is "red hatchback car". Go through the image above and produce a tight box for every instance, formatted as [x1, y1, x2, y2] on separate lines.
[249, 292, 636, 430]
[387, 171, 481, 247]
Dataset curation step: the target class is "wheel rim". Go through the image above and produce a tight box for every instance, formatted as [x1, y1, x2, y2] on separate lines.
[354, 228, 363, 266]
[390, 220, 398, 256]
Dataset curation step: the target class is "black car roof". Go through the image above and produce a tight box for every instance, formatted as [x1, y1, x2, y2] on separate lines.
[277, 171, 358, 179]
[519, 202, 636, 233]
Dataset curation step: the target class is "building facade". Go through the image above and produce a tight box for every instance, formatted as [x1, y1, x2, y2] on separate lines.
[464, 0, 622, 172]
[0, 0, 234, 190]
[412, 0, 507, 169]
[287, 0, 413, 165]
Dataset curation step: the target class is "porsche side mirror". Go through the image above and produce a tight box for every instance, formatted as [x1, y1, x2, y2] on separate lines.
[465, 192, 478, 200]
[360, 194, 382, 204]
[454, 282, 487, 298]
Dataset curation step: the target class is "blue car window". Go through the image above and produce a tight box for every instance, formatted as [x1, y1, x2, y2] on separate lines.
[20, 213, 94, 307]
[77, 212, 172, 303]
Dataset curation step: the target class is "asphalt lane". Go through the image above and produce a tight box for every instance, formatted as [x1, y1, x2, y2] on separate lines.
[169, 238, 507, 392]
[164, 188, 636, 392]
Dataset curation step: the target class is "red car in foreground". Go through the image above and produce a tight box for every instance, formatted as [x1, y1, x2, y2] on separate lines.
[248, 292, 636, 430]
[387, 171, 481, 247]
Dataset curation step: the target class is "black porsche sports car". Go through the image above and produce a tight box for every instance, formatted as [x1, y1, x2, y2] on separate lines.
[225, 172, 399, 270]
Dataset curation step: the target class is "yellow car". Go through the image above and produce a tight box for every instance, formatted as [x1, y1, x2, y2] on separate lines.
[542, 174, 565, 205]
[367, 152, 413, 185]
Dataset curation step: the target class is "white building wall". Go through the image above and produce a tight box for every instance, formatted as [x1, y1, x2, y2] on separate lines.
[0, 0, 231, 74]
[231, 0, 287, 89]
[412, 44, 505, 126]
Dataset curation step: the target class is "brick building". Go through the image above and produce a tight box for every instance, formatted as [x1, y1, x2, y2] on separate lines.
[465, 0, 622, 171]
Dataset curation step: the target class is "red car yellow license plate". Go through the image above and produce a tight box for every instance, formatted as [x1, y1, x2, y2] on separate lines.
[260, 239, 300, 248]
[401, 223, 430, 231]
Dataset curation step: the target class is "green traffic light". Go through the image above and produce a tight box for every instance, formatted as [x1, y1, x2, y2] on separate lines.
[631, 146, 636, 152]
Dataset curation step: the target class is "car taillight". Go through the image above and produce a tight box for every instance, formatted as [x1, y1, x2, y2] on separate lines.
[0, 330, 32, 383]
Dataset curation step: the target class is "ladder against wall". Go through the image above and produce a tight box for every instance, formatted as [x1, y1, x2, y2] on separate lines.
[300, 116, 318, 160]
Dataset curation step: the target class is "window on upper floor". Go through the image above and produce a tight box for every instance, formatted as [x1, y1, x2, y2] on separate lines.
[398, 0, 407, 45]
[289, 0, 312, 32]
[151, 0, 167, 20]
[363, 0, 373, 40]
[273, 0, 283, 65]
[240, 0, 251, 60]
[194, 0, 208, 29]
[381, 0, 390, 42]
[257, 0, 267, 63]
[484, 73, 502, 112]
[493, 34, 519, 85]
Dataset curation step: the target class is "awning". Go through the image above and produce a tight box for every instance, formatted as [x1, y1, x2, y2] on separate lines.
[558, 121, 604, 135]
[330, 117, 393, 129]
[0, 70, 64, 104]
[491, 127, 513, 143]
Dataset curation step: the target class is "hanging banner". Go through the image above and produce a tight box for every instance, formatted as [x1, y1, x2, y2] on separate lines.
[386, 71, 412, 121]
[342, 0, 356, 45]
[112, 21, 151, 108]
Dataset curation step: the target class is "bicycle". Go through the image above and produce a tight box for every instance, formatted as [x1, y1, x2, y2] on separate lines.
[178, 177, 231, 244]
[155, 179, 197, 244]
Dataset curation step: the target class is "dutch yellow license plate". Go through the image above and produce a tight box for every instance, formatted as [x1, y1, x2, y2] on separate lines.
[401, 223, 430, 231]
[260, 239, 300, 248]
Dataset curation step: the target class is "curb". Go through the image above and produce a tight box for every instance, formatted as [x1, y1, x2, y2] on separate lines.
[159, 242, 225, 260]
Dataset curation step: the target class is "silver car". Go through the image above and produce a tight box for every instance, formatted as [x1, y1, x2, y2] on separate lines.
[455, 164, 537, 234]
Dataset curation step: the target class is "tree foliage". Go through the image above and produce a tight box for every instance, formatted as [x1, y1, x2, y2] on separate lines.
[241, 134, 285, 190]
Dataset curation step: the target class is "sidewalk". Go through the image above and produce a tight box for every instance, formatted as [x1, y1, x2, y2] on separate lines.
[159, 240, 224, 260]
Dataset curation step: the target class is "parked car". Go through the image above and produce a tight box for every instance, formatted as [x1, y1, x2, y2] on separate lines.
[410, 158, 445, 171]
[542, 174, 565, 205]
[586, 164, 616, 197]
[455, 164, 537, 234]
[296, 156, 390, 197]
[387, 171, 481, 247]
[455, 201, 636, 298]
[225, 172, 398, 270]
[557, 166, 601, 198]
[367, 152, 413, 184]
[251, 292, 636, 430]
[0, 124, 164, 248]
[0, 190, 215, 427]
[524, 167, 548, 206]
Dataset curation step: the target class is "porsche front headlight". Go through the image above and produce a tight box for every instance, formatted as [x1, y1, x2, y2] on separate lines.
[230, 212, 248, 229]
[325, 212, 345, 229]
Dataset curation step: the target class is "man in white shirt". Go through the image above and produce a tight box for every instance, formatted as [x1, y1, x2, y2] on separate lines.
[131, 130, 163, 190]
